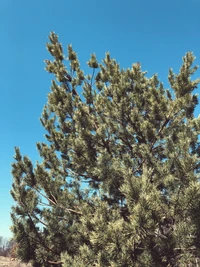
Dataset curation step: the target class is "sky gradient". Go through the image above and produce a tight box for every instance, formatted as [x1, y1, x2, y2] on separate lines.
[1, 0, 200, 238]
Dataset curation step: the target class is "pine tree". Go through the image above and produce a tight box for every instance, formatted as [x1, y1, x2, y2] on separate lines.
[11, 32, 200, 266]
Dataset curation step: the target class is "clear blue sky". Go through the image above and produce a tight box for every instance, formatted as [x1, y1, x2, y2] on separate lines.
[1, 0, 200, 239]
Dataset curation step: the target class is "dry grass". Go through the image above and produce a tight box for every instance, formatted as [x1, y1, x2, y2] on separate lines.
[0, 256, 32, 267]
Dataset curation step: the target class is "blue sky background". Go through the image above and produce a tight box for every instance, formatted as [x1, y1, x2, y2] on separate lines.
[1, 0, 200, 239]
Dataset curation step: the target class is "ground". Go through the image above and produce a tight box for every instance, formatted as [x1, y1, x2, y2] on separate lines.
[0, 257, 31, 267]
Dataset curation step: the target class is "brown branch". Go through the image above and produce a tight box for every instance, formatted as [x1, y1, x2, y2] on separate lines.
[34, 187, 57, 206]
[31, 213, 48, 228]
[34, 187, 82, 215]
[132, 159, 146, 175]
[47, 260, 64, 265]
[50, 193, 58, 204]
[26, 213, 59, 256]
[63, 206, 82, 215]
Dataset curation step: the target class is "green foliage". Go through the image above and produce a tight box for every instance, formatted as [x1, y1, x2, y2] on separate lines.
[11, 32, 200, 266]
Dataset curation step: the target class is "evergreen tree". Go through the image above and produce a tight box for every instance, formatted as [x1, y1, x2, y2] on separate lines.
[11, 32, 200, 266]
